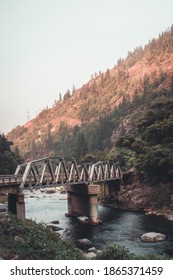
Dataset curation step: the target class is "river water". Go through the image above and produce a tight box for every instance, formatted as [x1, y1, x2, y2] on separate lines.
[24, 189, 173, 257]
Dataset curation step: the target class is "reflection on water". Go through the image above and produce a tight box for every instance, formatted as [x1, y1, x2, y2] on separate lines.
[25, 190, 173, 257]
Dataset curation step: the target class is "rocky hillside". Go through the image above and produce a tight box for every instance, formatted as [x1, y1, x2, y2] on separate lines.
[7, 26, 173, 163]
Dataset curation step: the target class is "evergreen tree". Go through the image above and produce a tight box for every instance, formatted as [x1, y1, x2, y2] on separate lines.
[0, 134, 22, 174]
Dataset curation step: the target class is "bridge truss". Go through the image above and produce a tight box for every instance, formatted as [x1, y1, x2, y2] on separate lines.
[14, 157, 122, 188]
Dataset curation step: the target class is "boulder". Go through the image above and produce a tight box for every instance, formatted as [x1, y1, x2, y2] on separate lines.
[45, 188, 56, 194]
[84, 252, 96, 260]
[76, 238, 93, 250]
[12, 254, 19, 260]
[46, 225, 63, 231]
[50, 220, 59, 224]
[60, 190, 66, 194]
[88, 247, 97, 253]
[141, 232, 166, 242]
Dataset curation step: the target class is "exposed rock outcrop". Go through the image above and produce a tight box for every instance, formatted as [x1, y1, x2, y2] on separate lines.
[102, 171, 173, 217]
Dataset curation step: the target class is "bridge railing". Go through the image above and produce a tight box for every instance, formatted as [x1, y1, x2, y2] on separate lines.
[0, 174, 22, 186]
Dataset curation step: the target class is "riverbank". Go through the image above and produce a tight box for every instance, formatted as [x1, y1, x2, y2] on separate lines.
[101, 172, 173, 222]
[0, 212, 84, 260]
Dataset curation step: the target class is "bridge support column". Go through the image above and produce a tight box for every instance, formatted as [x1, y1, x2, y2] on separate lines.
[103, 180, 121, 196]
[7, 191, 25, 220]
[66, 184, 101, 225]
[16, 192, 25, 220]
[8, 193, 17, 214]
[88, 194, 100, 225]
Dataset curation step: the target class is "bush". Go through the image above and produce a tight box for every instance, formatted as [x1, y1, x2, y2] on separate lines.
[95, 243, 173, 260]
[96, 244, 134, 260]
[0, 215, 83, 260]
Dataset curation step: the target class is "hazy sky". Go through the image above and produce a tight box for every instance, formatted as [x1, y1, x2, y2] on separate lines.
[0, 0, 173, 134]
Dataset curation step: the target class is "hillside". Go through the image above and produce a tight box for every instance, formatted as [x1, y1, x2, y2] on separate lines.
[7, 26, 173, 177]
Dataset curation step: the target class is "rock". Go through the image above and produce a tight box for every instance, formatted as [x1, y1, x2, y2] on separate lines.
[46, 225, 63, 231]
[96, 249, 102, 255]
[59, 186, 66, 192]
[84, 252, 96, 260]
[45, 188, 56, 194]
[0, 215, 11, 224]
[141, 232, 166, 242]
[60, 190, 66, 194]
[166, 214, 173, 221]
[76, 238, 93, 250]
[12, 254, 19, 260]
[88, 247, 96, 253]
[64, 229, 70, 235]
[0, 204, 7, 212]
[14, 236, 25, 244]
[50, 220, 59, 224]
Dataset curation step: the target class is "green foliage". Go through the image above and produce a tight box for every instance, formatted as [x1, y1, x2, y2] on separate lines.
[134, 254, 172, 260]
[113, 90, 173, 183]
[0, 215, 83, 260]
[116, 134, 136, 149]
[86, 115, 113, 152]
[96, 243, 173, 260]
[108, 148, 136, 171]
[137, 145, 173, 182]
[0, 134, 22, 174]
[136, 96, 173, 182]
[96, 243, 135, 260]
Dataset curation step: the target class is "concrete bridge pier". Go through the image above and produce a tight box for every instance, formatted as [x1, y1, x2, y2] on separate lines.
[16, 192, 25, 220]
[102, 180, 121, 196]
[8, 191, 25, 220]
[66, 184, 101, 225]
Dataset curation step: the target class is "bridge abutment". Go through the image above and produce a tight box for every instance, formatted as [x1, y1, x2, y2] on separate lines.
[65, 184, 101, 225]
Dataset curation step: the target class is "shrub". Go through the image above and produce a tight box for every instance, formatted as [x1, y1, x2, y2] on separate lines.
[96, 244, 135, 260]
[0, 215, 83, 260]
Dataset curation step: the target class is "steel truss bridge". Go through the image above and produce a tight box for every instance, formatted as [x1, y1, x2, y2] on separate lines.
[0, 157, 122, 188]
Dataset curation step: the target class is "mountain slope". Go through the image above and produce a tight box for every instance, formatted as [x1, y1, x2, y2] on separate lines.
[7, 26, 173, 162]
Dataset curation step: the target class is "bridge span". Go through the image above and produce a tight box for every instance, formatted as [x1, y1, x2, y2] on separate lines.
[0, 157, 122, 224]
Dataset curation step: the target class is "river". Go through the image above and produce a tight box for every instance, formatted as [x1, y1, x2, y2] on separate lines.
[24, 189, 173, 257]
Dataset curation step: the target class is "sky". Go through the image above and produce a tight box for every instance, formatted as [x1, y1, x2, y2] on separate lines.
[0, 0, 173, 134]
